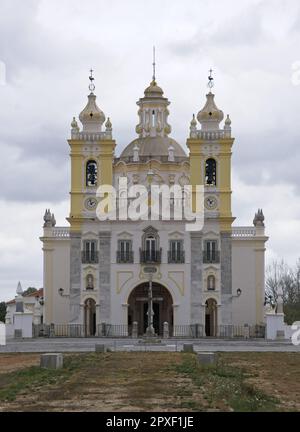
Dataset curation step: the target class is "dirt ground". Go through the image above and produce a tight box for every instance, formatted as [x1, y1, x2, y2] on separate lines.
[222, 352, 300, 411]
[0, 354, 40, 373]
[0, 352, 299, 412]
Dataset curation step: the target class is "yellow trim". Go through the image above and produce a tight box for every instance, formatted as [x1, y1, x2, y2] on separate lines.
[67, 137, 115, 231]
[187, 136, 235, 231]
[187, 138, 204, 211]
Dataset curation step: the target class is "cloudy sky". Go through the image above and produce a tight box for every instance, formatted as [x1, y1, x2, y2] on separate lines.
[0, 0, 300, 301]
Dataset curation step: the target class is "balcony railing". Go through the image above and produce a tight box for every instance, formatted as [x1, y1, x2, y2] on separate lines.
[81, 251, 99, 264]
[203, 250, 220, 264]
[140, 248, 162, 264]
[168, 251, 185, 264]
[116, 251, 134, 264]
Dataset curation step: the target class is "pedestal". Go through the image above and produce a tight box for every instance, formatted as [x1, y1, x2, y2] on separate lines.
[266, 312, 285, 340]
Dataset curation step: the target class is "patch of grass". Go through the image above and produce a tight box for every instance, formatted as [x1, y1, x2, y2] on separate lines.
[174, 354, 279, 412]
[180, 400, 199, 410]
[0, 354, 92, 402]
[0, 367, 67, 402]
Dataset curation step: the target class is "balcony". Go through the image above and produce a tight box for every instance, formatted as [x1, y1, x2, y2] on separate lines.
[168, 251, 185, 264]
[116, 251, 134, 264]
[81, 251, 99, 264]
[140, 248, 162, 264]
[203, 250, 220, 264]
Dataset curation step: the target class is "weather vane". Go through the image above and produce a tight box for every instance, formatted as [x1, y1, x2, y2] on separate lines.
[208, 68, 214, 91]
[152, 46, 156, 81]
[89, 68, 95, 92]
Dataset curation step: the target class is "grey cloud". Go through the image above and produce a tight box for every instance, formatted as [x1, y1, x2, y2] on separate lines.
[0, 142, 69, 202]
[167, 5, 264, 58]
[232, 131, 300, 194]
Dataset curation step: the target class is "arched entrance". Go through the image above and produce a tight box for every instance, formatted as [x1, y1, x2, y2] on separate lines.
[205, 298, 218, 337]
[128, 283, 173, 336]
[84, 298, 96, 336]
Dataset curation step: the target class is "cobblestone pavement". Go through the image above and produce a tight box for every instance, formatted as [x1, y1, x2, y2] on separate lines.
[1, 338, 299, 353]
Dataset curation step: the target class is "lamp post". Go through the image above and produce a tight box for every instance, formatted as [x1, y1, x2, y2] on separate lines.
[146, 273, 155, 337]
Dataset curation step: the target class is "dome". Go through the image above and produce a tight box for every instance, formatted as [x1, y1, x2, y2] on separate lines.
[120, 136, 187, 160]
[197, 92, 224, 131]
[144, 79, 164, 98]
[79, 93, 105, 132]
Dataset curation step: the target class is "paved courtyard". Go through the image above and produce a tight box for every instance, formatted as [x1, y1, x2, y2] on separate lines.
[1, 337, 299, 353]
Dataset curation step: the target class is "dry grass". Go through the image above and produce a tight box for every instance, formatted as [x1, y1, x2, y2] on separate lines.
[0, 351, 299, 412]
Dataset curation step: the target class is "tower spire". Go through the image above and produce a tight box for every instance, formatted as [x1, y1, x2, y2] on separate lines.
[152, 46, 156, 82]
[89, 68, 95, 93]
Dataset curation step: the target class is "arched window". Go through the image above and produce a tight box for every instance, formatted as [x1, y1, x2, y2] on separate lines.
[86, 160, 97, 187]
[141, 226, 160, 263]
[86, 274, 94, 290]
[152, 110, 155, 127]
[205, 158, 217, 186]
[145, 236, 156, 261]
[207, 275, 216, 291]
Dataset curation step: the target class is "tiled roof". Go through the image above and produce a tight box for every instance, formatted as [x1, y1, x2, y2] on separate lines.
[6, 288, 43, 305]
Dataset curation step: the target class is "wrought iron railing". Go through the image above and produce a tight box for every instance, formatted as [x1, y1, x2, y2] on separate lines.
[32, 323, 266, 339]
[81, 251, 99, 264]
[173, 325, 204, 338]
[101, 324, 132, 337]
[116, 251, 134, 264]
[168, 251, 185, 264]
[203, 250, 220, 264]
[139, 248, 162, 264]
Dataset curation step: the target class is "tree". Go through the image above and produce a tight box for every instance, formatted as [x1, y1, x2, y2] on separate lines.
[0, 302, 6, 323]
[266, 258, 300, 324]
[22, 287, 37, 296]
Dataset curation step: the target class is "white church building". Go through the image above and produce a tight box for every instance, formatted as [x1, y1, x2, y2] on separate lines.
[40, 69, 268, 338]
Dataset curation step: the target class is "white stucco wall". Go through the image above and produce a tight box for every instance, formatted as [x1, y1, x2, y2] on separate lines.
[232, 240, 264, 326]
[43, 239, 70, 324]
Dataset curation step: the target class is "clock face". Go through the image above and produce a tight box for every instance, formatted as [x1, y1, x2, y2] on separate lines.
[205, 196, 218, 210]
[85, 197, 98, 210]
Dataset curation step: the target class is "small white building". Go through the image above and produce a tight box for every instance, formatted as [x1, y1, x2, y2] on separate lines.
[6, 285, 44, 336]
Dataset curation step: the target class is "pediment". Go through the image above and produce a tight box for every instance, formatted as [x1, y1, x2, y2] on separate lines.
[169, 231, 185, 238]
[203, 230, 219, 238]
[143, 225, 158, 234]
[82, 230, 98, 238]
[117, 231, 133, 238]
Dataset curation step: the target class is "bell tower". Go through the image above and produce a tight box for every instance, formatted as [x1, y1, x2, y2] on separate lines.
[67, 71, 116, 232]
[187, 71, 235, 329]
[187, 72, 234, 232]
[67, 71, 116, 325]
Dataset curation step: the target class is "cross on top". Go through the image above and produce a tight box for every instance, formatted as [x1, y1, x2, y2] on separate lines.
[89, 68, 95, 92]
[208, 68, 214, 90]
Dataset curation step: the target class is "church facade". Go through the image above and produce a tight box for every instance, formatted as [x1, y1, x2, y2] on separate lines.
[40, 71, 268, 337]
